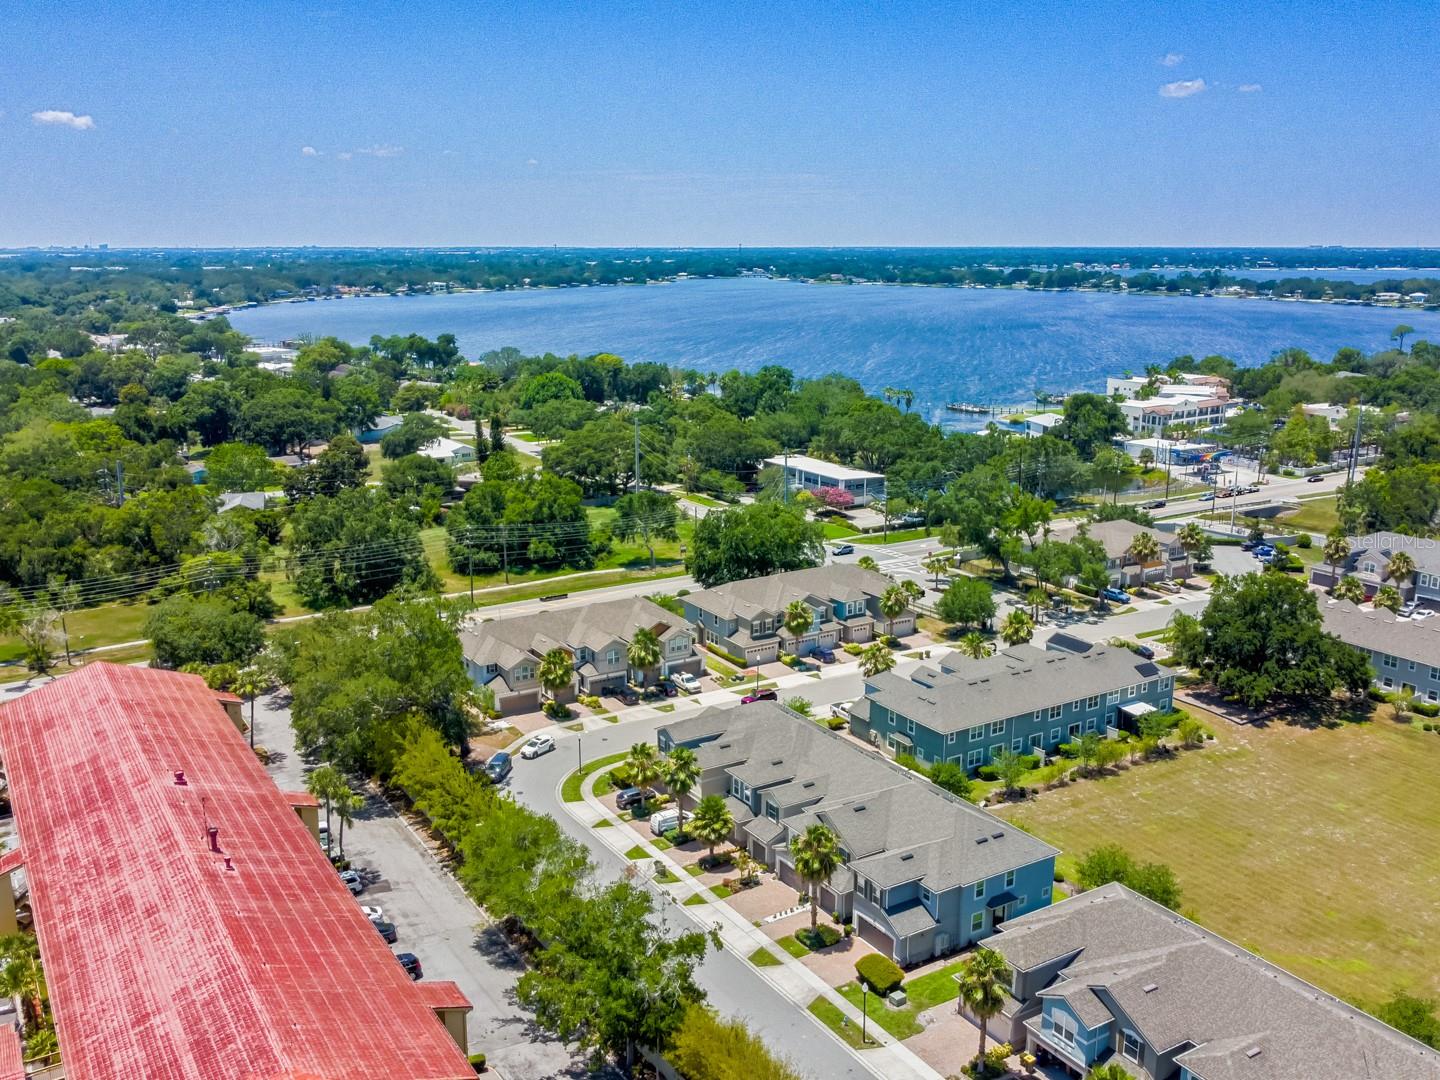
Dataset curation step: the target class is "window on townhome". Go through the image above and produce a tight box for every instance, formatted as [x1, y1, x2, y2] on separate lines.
[1033, 709, 1043, 722]
[973, 880, 985, 899]
[1140, 681, 1150, 694]
[1068, 722, 1081, 738]
[1383, 654, 1398, 669]
[1108, 689, 1121, 703]
[1049, 727, 1060, 742]
[1122, 1030, 1141, 1062]
[1029, 733, 1043, 750]
[1107, 707, 1117, 725]
[1160, 676, 1172, 690]
[1383, 677, 1394, 688]
[1087, 694, 1099, 709]
[971, 911, 984, 933]
[1005, 869, 1016, 888]
[967, 749, 983, 768]
[920, 884, 933, 905]
[970, 727, 984, 742]
[1127, 684, 1138, 697]
[906, 718, 915, 735]
[1363, 561, 1377, 575]
[1051, 1010, 1078, 1046]
[1011, 738, 1023, 753]
[1049, 704, 1063, 720]
[1085, 718, 1097, 733]
[606, 649, 620, 666]
[947, 731, 957, 745]
[515, 664, 533, 681]
[990, 719, 1006, 736]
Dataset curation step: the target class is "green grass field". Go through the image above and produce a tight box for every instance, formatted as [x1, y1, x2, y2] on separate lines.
[995, 706, 1440, 1007]
[1280, 495, 1341, 535]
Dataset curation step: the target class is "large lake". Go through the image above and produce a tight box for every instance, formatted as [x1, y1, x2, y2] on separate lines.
[229, 278, 1440, 424]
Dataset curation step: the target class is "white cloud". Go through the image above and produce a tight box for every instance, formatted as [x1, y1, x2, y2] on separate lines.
[32, 109, 94, 130]
[355, 143, 403, 158]
[1159, 78, 1207, 98]
[338, 152, 353, 160]
[526, 158, 539, 166]
[1238, 83, 1262, 93]
[1159, 52, 1184, 67]
[301, 145, 320, 156]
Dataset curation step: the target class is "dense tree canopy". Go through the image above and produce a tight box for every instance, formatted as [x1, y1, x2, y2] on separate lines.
[686, 504, 824, 588]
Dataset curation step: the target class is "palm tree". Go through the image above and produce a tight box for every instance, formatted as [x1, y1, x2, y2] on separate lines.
[1088, 1064, 1137, 1080]
[900, 579, 924, 604]
[1000, 609, 1034, 646]
[1392, 324, 1416, 352]
[1026, 587, 1048, 619]
[1127, 530, 1161, 582]
[537, 647, 574, 704]
[956, 947, 1012, 1062]
[1322, 531, 1351, 594]
[789, 823, 841, 933]
[626, 626, 663, 685]
[1334, 575, 1367, 603]
[856, 554, 880, 572]
[689, 794, 735, 864]
[626, 742, 662, 811]
[334, 789, 364, 859]
[879, 585, 908, 635]
[859, 641, 895, 678]
[1375, 584, 1403, 612]
[1386, 551, 1416, 591]
[923, 554, 950, 589]
[958, 631, 992, 659]
[662, 745, 700, 837]
[233, 666, 266, 749]
[305, 764, 346, 854]
[897, 388, 915, 412]
[0, 933, 46, 1031]
[782, 600, 814, 651]
[1175, 523, 1208, 582]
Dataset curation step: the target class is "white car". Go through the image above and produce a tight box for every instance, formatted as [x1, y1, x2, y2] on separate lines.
[360, 905, 385, 922]
[338, 870, 364, 895]
[830, 701, 853, 720]
[520, 733, 556, 759]
[672, 672, 702, 693]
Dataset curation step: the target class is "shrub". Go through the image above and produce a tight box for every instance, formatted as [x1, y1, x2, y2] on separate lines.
[1412, 699, 1439, 718]
[855, 953, 904, 995]
[894, 753, 927, 776]
[1367, 686, 1390, 703]
[842, 642, 863, 656]
[577, 694, 603, 710]
[798, 924, 841, 950]
[468, 1051, 487, 1073]
[1295, 533, 1312, 549]
[825, 716, 848, 730]
[705, 643, 747, 667]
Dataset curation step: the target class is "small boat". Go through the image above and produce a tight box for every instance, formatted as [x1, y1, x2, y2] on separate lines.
[945, 402, 989, 414]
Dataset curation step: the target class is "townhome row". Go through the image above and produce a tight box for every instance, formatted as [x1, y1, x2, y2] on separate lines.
[681, 564, 916, 666]
[1309, 531, 1440, 610]
[852, 636, 1173, 772]
[1321, 598, 1440, 703]
[657, 703, 1058, 967]
[459, 596, 702, 714]
[983, 882, 1440, 1080]
[1083, 520, 1193, 588]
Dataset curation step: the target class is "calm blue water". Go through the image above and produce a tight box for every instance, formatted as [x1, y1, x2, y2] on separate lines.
[230, 278, 1440, 425]
[1113, 267, 1440, 283]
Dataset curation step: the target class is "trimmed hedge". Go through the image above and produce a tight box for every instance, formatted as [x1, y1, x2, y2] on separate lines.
[705, 643, 747, 668]
[797, 924, 841, 950]
[856, 953, 904, 995]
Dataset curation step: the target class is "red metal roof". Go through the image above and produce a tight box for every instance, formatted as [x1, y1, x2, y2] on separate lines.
[0, 1028, 22, 1080]
[0, 664, 473, 1080]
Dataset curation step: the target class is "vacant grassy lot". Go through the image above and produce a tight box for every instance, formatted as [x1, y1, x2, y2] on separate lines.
[1280, 494, 1340, 535]
[995, 706, 1440, 1007]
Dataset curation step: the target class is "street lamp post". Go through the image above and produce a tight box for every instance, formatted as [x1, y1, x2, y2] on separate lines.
[861, 985, 869, 1045]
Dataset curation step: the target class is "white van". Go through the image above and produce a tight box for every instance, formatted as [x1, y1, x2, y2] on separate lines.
[649, 808, 681, 836]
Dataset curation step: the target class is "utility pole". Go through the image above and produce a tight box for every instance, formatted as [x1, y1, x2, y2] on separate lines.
[634, 413, 652, 568]
[1346, 404, 1365, 488]
[501, 525, 509, 584]
[782, 449, 790, 504]
[115, 461, 126, 505]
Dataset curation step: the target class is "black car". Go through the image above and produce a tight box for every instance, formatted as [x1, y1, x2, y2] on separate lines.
[1134, 644, 1156, 660]
[373, 919, 398, 944]
[616, 786, 656, 811]
[614, 686, 641, 707]
[396, 952, 422, 980]
[484, 751, 512, 784]
[1142, 500, 1167, 509]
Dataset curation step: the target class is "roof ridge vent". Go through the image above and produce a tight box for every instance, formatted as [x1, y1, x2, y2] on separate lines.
[975, 836, 989, 844]
[173, 771, 188, 786]
[1142, 982, 1159, 993]
[1245, 1047, 1262, 1059]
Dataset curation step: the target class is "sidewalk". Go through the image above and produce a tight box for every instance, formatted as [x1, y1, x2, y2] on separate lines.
[567, 764, 944, 1080]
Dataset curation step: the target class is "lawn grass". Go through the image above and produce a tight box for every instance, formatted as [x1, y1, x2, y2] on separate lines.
[776, 934, 810, 958]
[807, 998, 871, 1050]
[623, 845, 650, 860]
[854, 528, 929, 545]
[0, 600, 153, 666]
[653, 703, 676, 713]
[680, 491, 728, 508]
[1281, 495, 1340, 535]
[592, 819, 614, 828]
[685, 864, 706, 876]
[748, 946, 782, 967]
[654, 867, 680, 884]
[821, 521, 860, 541]
[836, 960, 967, 1040]
[995, 705, 1440, 1005]
[683, 893, 710, 906]
[560, 751, 628, 803]
[710, 884, 733, 899]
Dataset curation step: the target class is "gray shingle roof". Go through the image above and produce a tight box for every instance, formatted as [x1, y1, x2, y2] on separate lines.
[657, 704, 1057, 895]
[1347, 532, 1440, 576]
[685, 564, 900, 622]
[1321, 599, 1440, 669]
[993, 883, 1440, 1080]
[459, 596, 691, 669]
[1083, 520, 1179, 561]
[866, 644, 1162, 734]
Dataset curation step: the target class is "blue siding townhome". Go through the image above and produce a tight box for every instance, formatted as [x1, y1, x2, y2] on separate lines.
[851, 637, 1173, 772]
[656, 702, 1057, 967]
[1321, 598, 1440, 703]
[1310, 531, 1440, 610]
[982, 883, 1440, 1079]
[356, 414, 405, 443]
[681, 565, 916, 667]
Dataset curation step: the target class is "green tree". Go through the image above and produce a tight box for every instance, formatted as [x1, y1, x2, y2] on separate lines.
[334, 788, 364, 859]
[1000, 608, 1034, 646]
[1334, 575, 1367, 603]
[0, 933, 47, 1033]
[627, 626, 663, 683]
[1375, 992, 1440, 1049]
[204, 442, 279, 492]
[1322, 531, 1351, 594]
[789, 823, 841, 934]
[285, 432, 370, 500]
[537, 647, 575, 703]
[669, 1007, 805, 1080]
[1375, 584, 1403, 612]
[1175, 522, 1211, 578]
[625, 742, 662, 811]
[1026, 586, 1049, 619]
[937, 576, 996, 629]
[1077, 844, 1136, 888]
[305, 763, 347, 855]
[233, 665, 267, 749]
[927, 760, 972, 799]
[957, 631, 992, 659]
[1392, 324, 1416, 352]
[1088, 1065, 1137, 1080]
[1125, 861, 1183, 910]
[782, 599, 814, 647]
[689, 793, 735, 863]
[1127, 530, 1161, 578]
[145, 594, 264, 669]
[662, 745, 701, 837]
[1052, 393, 1129, 457]
[956, 947, 1011, 1062]
[687, 504, 824, 588]
[857, 554, 879, 572]
[289, 487, 438, 607]
[612, 490, 679, 569]
[379, 412, 446, 458]
[859, 640, 895, 678]
[489, 412, 507, 455]
[923, 553, 950, 589]
[1386, 550, 1417, 589]
[992, 748, 1029, 795]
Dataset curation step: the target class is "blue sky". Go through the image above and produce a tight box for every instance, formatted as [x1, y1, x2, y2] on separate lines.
[3, 1, 1437, 247]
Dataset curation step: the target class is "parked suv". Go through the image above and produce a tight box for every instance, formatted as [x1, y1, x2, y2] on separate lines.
[484, 751, 512, 784]
[616, 786, 656, 812]
[396, 952, 422, 980]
